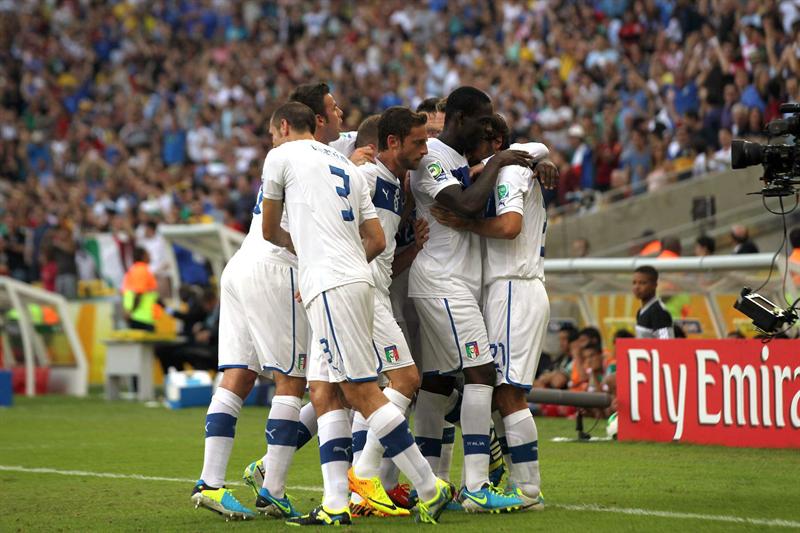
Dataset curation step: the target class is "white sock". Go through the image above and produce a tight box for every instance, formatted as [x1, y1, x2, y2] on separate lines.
[367, 402, 438, 502]
[413, 390, 450, 473]
[318, 409, 352, 511]
[503, 409, 540, 497]
[436, 389, 460, 480]
[355, 388, 412, 481]
[461, 384, 493, 492]
[262, 395, 302, 497]
[297, 402, 318, 449]
[491, 411, 512, 476]
[200, 387, 243, 488]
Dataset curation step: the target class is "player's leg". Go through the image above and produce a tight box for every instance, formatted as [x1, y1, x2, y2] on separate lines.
[192, 261, 257, 519]
[437, 388, 461, 482]
[491, 279, 549, 511]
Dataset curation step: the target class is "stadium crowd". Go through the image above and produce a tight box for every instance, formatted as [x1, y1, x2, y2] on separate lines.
[1, 0, 799, 294]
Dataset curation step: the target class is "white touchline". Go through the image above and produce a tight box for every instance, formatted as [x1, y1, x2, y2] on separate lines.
[1, 464, 798, 529]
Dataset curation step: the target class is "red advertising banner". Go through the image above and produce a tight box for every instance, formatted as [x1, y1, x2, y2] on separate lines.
[616, 339, 800, 448]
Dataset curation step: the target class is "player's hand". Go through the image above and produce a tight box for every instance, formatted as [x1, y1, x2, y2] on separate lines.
[533, 159, 559, 189]
[349, 145, 376, 166]
[294, 290, 302, 303]
[488, 149, 534, 170]
[413, 217, 430, 250]
[430, 205, 471, 230]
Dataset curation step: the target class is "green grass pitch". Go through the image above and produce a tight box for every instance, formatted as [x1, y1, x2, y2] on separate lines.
[1, 395, 799, 532]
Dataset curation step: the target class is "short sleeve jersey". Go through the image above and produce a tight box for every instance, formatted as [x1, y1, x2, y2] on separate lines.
[262, 139, 377, 303]
[483, 142, 549, 285]
[408, 138, 480, 300]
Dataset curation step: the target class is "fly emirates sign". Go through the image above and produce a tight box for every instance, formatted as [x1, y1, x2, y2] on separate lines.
[617, 339, 800, 448]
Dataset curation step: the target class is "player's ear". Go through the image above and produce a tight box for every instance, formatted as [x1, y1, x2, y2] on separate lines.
[387, 134, 400, 151]
[280, 119, 291, 136]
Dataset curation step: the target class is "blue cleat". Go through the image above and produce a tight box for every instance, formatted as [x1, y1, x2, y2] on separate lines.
[461, 483, 523, 514]
[256, 487, 302, 518]
[191, 480, 255, 520]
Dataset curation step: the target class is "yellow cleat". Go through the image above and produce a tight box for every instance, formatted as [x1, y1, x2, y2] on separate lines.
[347, 467, 410, 517]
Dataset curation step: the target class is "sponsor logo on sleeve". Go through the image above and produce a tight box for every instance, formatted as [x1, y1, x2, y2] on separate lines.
[497, 184, 509, 207]
[427, 161, 446, 181]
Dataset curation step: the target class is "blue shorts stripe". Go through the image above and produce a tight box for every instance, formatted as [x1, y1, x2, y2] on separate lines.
[322, 292, 344, 374]
[205, 412, 237, 438]
[352, 430, 368, 454]
[441, 426, 456, 445]
[266, 418, 299, 447]
[414, 436, 442, 458]
[319, 437, 353, 464]
[379, 420, 415, 458]
[463, 433, 490, 456]
[508, 440, 539, 463]
[288, 267, 296, 374]
[218, 364, 249, 370]
[296, 422, 313, 450]
[443, 298, 463, 372]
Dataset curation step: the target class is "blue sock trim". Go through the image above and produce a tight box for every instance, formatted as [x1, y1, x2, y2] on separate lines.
[205, 412, 237, 438]
[509, 440, 539, 463]
[414, 436, 442, 458]
[319, 437, 353, 464]
[266, 418, 299, 447]
[379, 421, 415, 458]
[296, 422, 313, 450]
[442, 426, 456, 445]
[352, 430, 368, 454]
[463, 434, 490, 455]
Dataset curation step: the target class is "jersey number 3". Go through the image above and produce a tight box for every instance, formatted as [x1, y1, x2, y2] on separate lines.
[329, 165, 354, 221]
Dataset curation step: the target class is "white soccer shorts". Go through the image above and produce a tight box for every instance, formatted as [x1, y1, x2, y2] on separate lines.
[412, 296, 493, 375]
[390, 269, 422, 366]
[373, 290, 415, 374]
[305, 282, 378, 383]
[218, 252, 309, 377]
[483, 278, 550, 390]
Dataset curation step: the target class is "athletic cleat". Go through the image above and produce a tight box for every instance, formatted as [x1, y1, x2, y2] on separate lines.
[191, 480, 255, 520]
[461, 483, 523, 514]
[386, 483, 414, 509]
[347, 466, 410, 516]
[511, 487, 545, 511]
[415, 478, 455, 524]
[445, 500, 464, 511]
[488, 462, 506, 487]
[488, 427, 506, 486]
[349, 501, 382, 518]
[243, 459, 265, 497]
[256, 487, 301, 518]
[286, 505, 351, 526]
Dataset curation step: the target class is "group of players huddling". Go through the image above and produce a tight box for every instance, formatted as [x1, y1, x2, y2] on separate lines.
[190, 83, 558, 526]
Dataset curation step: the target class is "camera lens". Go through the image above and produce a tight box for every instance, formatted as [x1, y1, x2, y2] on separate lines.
[731, 139, 764, 169]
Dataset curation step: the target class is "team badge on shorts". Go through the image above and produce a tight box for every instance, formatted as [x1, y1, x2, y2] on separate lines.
[297, 353, 307, 371]
[465, 341, 480, 359]
[384, 345, 400, 363]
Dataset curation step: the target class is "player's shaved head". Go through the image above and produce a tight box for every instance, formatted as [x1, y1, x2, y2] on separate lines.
[289, 83, 330, 118]
[355, 114, 381, 149]
[444, 86, 491, 124]
[377, 107, 428, 151]
[270, 102, 316, 134]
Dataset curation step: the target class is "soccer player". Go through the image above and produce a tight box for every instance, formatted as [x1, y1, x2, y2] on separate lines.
[408, 86, 532, 512]
[632, 266, 674, 339]
[431, 114, 557, 510]
[346, 107, 431, 516]
[261, 102, 453, 526]
[190, 128, 313, 522]
[416, 97, 446, 138]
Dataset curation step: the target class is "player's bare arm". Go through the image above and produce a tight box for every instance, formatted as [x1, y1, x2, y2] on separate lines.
[391, 217, 429, 276]
[431, 205, 522, 240]
[359, 217, 386, 263]
[261, 198, 295, 255]
[434, 149, 533, 216]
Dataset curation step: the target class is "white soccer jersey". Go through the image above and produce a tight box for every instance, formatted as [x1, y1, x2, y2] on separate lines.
[240, 184, 297, 267]
[329, 131, 357, 157]
[359, 159, 403, 296]
[409, 137, 481, 300]
[263, 139, 377, 303]
[483, 142, 549, 285]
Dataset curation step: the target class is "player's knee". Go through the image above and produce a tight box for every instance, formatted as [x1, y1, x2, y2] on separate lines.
[309, 381, 340, 414]
[387, 366, 420, 398]
[494, 384, 527, 416]
[274, 374, 307, 398]
[219, 368, 258, 399]
[463, 363, 495, 386]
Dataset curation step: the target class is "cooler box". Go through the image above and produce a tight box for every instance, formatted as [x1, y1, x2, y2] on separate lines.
[165, 370, 213, 409]
[0, 370, 12, 406]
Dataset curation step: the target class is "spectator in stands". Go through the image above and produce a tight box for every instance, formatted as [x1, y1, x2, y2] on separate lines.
[620, 128, 652, 195]
[710, 128, 733, 172]
[1, 214, 27, 282]
[638, 230, 662, 257]
[695, 235, 716, 256]
[49, 225, 78, 299]
[731, 224, 759, 254]
[571, 237, 590, 258]
[658, 236, 682, 259]
[568, 125, 594, 192]
[534, 324, 578, 390]
[156, 286, 220, 373]
[633, 265, 674, 339]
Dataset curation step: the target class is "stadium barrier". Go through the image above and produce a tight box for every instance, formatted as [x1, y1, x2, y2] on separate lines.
[617, 338, 800, 449]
